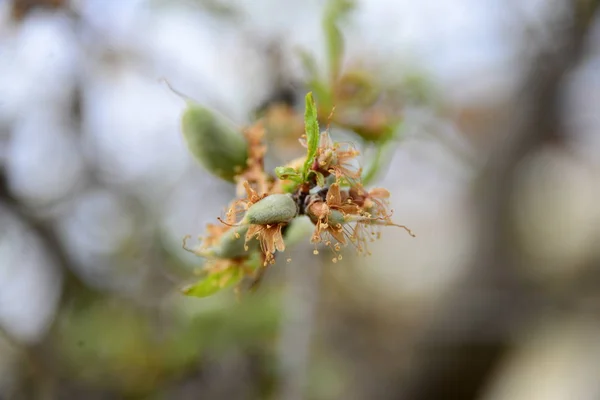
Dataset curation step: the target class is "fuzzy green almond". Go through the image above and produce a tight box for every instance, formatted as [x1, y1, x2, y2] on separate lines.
[242, 194, 298, 225]
[181, 105, 249, 182]
[327, 209, 347, 226]
[306, 207, 348, 227]
[283, 216, 315, 248]
[206, 225, 258, 259]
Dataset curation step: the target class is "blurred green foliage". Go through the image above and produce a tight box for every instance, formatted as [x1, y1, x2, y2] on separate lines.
[51, 291, 282, 396]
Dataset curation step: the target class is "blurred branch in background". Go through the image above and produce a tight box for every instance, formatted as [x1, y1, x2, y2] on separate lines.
[390, 1, 600, 399]
[0, 168, 87, 398]
[0, 168, 88, 310]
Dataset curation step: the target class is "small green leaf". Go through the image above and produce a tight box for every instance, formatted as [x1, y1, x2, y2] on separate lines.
[275, 166, 302, 182]
[361, 137, 397, 185]
[302, 92, 320, 180]
[297, 48, 332, 111]
[298, 49, 320, 81]
[323, 0, 355, 83]
[324, 23, 344, 83]
[282, 181, 300, 193]
[182, 267, 243, 298]
[308, 79, 334, 114]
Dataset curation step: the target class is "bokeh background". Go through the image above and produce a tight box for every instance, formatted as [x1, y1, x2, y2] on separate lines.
[1, 0, 600, 399]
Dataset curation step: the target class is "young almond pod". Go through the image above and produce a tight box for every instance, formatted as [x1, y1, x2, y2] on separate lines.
[242, 194, 298, 225]
[206, 225, 259, 259]
[182, 104, 249, 182]
[283, 215, 315, 248]
[306, 200, 347, 227]
[239, 194, 299, 265]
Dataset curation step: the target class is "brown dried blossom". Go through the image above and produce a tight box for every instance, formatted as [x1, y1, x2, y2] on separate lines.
[301, 131, 362, 183]
[245, 223, 286, 266]
[308, 182, 414, 261]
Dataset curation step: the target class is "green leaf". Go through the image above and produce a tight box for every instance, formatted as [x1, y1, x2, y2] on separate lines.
[361, 136, 398, 185]
[324, 23, 344, 83]
[182, 267, 243, 298]
[275, 166, 302, 182]
[309, 80, 334, 114]
[297, 49, 334, 112]
[302, 92, 320, 180]
[323, 0, 355, 83]
[282, 181, 300, 193]
[298, 49, 320, 81]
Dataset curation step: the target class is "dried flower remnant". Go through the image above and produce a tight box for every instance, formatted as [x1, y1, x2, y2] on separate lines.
[301, 131, 362, 183]
[246, 223, 286, 266]
[306, 182, 414, 261]
[348, 185, 393, 220]
[238, 192, 298, 265]
[183, 201, 246, 259]
[231, 121, 273, 196]
[236, 181, 267, 212]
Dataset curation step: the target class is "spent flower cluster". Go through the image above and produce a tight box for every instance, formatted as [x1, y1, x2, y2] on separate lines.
[180, 93, 414, 298]
[176, 0, 436, 298]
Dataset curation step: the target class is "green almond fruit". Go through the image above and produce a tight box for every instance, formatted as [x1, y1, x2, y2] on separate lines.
[283, 216, 315, 248]
[243, 194, 298, 225]
[209, 225, 258, 259]
[182, 104, 248, 182]
[328, 209, 347, 226]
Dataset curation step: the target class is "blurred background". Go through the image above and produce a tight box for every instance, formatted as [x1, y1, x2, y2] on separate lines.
[1, 0, 600, 399]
